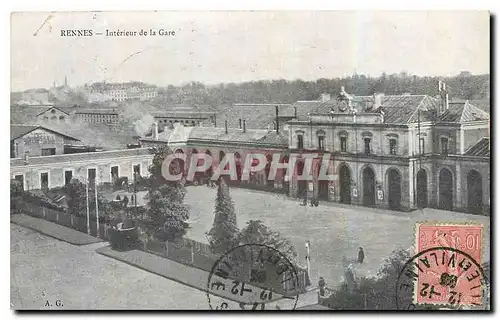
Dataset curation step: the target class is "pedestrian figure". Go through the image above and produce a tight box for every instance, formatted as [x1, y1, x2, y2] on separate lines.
[318, 277, 326, 296]
[301, 190, 307, 206]
[130, 194, 135, 206]
[358, 247, 365, 264]
[115, 195, 121, 201]
[122, 195, 129, 208]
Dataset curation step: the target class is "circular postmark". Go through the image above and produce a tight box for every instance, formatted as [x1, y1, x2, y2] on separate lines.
[395, 246, 489, 310]
[206, 244, 300, 310]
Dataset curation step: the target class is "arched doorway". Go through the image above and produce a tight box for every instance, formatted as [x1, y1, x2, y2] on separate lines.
[317, 163, 329, 201]
[296, 161, 306, 198]
[339, 164, 351, 204]
[362, 166, 376, 206]
[438, 168, 453, 211]
[467, 170, 483, 214]
[387, 168, 402, 210]
[416, 169, 428, 208]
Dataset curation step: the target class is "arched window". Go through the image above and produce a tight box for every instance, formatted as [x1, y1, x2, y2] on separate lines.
[316, 130, 326, 151]
[338, 130, 348, 152]
[387, 133, 398, 155]
[362, 132, 373, 155]
[295, 131, 304, 149]
[59, 116, 65, 121]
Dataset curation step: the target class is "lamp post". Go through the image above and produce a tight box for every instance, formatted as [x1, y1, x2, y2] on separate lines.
[86, 179, 90, 235]
[134, 172, 140, 220]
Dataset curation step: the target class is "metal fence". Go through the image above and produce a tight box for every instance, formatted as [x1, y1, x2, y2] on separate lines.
[19, 199, 110, 239]
[145, 237, 310, 294]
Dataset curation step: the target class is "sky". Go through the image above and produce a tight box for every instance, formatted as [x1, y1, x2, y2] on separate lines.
[10, 11, 490, 91]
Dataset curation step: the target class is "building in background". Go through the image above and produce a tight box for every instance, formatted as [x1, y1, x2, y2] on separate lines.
[86, 81, 158, 101]
[35, 106, 72, 124]
[11, 124, 82, 159]
[286, 83, 490, 214]
[75, 108, 120, 124]
[153, 111, 216, 130]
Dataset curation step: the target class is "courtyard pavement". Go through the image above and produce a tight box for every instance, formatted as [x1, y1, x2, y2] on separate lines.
[11, 214, 103, 246]
[183, 186, 491, 288]
[10, 224, 209, 310]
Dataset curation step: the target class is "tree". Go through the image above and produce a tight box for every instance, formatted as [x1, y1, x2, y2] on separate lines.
[207, 179, 239, 254]
[145, 146, 189, 240]
[321, 249, 439, 310]
[65, 178, 87, 217]
[239, 219, 297, 262]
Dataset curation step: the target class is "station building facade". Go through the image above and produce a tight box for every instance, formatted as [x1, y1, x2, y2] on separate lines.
[286, 85, 490, 214]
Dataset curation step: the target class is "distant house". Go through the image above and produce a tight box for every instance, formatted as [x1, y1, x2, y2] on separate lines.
[75, 108, 119, 124]
[35, 106, 72, 124]
[153, 111, 216, 130]
[86, 81, 158, 101]
[10, 124, 81, 158]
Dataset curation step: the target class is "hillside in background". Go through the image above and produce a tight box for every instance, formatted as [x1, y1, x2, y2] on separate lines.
[152, 72, 490, 106]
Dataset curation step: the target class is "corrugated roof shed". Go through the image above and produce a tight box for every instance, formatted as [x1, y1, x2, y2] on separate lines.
[11, 148, 152, 166]
[188, 126, 288, 147]
[11, 124, 81, 142]
[214, 104, 294, 130]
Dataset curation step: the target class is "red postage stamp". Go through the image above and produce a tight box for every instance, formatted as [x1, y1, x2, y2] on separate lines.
[415, 223, 483, 306]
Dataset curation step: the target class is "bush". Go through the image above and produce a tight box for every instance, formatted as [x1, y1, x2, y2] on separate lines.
[109, 223, 140, 251]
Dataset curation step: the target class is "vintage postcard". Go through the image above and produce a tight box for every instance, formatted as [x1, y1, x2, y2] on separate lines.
[10, 11, 491, 311]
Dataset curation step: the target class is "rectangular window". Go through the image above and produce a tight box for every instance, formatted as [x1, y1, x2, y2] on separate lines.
[41, 148, 56, 156]
[318, 136, 325, 151]
[64, 170, 73, 186]
[389, 139, 397, 155]
[441, 137, 449, 154]
[14, 174, 24, 190]
[297, 135, 304, 149]
[88, 168, 96, 186]
[40, 172, 49, 189]
[420, 138, 425, 155]
[364, 138, 371, 155]
[133, 164, 141, 178]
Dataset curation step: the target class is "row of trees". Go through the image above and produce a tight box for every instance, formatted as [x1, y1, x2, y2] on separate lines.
[156, 72, 490, 106]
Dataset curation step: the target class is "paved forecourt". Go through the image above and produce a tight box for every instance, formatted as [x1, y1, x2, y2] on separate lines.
[184, 186, 490, 288]
[10, 224, 209, 310]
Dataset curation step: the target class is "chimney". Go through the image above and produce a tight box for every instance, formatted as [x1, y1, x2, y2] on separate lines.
[239, 118, 242, 129]
[373, 93, 384, 110]
[320, 93, 331, 102]
[152, 122, 159, 140]
[243, 120, 246, 133]
[438, 81, 449, 114]
[224, 120, 228, 134]
[275, 105, 279, 133]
